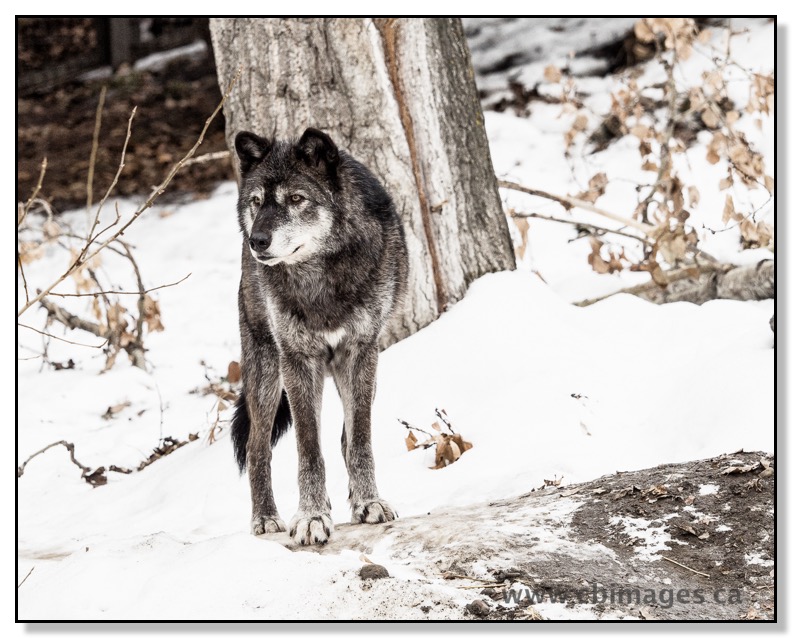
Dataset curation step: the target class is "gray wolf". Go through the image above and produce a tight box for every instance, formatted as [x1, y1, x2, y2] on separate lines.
[230, 127, 408, 545]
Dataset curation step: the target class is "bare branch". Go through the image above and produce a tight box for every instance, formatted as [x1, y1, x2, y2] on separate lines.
[498, 180, 654, 235]
[18, 253, 30, 304]
[511, 210, 650, 245]
[397, 418, 433, 437]
[18, 65, 242, 318]
[17, 440, 93, 478]
[182, 149, 231, 167]
[18, 322, 107, 348]
[19, 157, 47, 227]
[47, 273, 191, 298]
[17, 567, 35, 589]
[80, 105, 137, 262]
[86, 85, 107, 214]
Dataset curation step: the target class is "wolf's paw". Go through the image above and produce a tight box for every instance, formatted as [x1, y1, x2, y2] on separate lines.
[289, 512, 333, 545]
[351, 499, 397, 524]
[251, 516, 287, 535]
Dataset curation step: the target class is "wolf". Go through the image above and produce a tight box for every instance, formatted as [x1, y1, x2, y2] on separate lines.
[230, 126, 408, 545]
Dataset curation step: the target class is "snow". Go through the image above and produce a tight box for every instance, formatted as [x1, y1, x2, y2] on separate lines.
[609, 515, 681, 562]
[133, 40, 208, 72]
[698, 484, 720, 496]
[17, 20, 774, 621]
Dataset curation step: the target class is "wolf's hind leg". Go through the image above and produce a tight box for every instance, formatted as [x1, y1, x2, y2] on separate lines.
[242, 344, 287, 535]
[332, 341, 396, 525]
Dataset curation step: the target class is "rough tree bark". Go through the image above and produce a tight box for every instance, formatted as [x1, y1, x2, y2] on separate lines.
[209, 18, 515, 347]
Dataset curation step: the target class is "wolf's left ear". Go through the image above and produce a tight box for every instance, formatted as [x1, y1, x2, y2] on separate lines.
[296, 128, 339, 177]
[235, 131, 272, 175]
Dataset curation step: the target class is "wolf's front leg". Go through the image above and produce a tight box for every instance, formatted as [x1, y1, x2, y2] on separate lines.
[332, 341, 396, 525]
[280, 349, 333, 545]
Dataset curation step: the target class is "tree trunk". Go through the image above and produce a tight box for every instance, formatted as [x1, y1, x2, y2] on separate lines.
[209, 18, 515, 347]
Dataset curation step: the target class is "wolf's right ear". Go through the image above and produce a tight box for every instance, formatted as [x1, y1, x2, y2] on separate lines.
[235, 131, 272, 175]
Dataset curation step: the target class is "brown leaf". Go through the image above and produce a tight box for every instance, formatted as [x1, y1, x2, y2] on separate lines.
[575, 172, 608, 204]
[432, 436, 449, 469]
[634, 19, 655, 43]
[102, 400, 132, 420]
[43, 219, 62, 240]
[543, 64, 562, 83]
[405, 430, 418, 452]
[722, 195, 737, 224]
[641, 159, 659, 172]
[701, 107, 720, 128]
[227, 361, 241, 384]
[451, 433, 473, 453]
[687, 186, 700, 208]
[512, 215, 530, 261]
[431, 421, 441, 432]
[142, 295, 164, 333]
[650, 264, 669, 286]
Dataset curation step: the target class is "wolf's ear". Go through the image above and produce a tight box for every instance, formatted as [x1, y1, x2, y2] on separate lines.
[235, 131, 272, 175]
[296, 128, 339, 176]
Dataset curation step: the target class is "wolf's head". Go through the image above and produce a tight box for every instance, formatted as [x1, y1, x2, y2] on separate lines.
[234, 127, 340, 266]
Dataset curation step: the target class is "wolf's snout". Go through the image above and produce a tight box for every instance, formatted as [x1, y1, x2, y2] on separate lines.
[249, 231, 272, 254]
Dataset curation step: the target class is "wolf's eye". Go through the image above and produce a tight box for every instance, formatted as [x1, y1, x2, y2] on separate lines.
[289, 194, 305, 204]
[251, 195, 262, 208]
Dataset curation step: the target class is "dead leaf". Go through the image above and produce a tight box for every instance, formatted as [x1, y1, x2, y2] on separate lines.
[512, 214, 530, 261]
[102, 401, 132, 420]
[544, 64, 562, 83]
[227, 361, 241, 384]
[405, 430, 418, 452]
[142, 295, 164, 333]
[722, 195, 737, 224]
[544, 475, 564, 487]
[687, 186, 700, 208]
[634, 19, 655, 43]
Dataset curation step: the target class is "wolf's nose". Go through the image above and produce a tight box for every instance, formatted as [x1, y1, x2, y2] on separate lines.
[249, 231, 272, 253]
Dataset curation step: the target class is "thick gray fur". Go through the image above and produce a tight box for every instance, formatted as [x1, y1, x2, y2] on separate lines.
[232, 127, 408, 545]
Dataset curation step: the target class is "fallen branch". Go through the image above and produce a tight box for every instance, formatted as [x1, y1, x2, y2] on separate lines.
[39, 297, 108, 339]
[661, 555, 711, 579]
[574, 260, 773, 307]
[17, 440, 94, 480]
[498, 179, 654, 234]
[17, 434, 200, 487]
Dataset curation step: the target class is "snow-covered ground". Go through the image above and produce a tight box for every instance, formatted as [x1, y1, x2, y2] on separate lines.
[16, 20, 774, 620]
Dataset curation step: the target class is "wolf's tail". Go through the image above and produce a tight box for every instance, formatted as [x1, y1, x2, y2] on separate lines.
[231, 389, 292, 472]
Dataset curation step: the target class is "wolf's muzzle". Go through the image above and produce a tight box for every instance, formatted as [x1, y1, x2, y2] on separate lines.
[249, 231, 272, 254]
